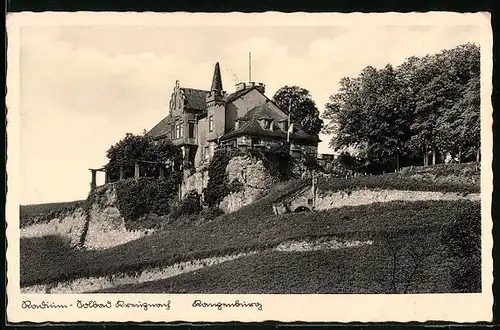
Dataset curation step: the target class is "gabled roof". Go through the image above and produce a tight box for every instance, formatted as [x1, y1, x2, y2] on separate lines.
[224, 86, 256, 103]
[220, 103, 320, 143]
[145, 115, 172, 139]
[180, 88, 208, 111]
[241, 102, 288, 122]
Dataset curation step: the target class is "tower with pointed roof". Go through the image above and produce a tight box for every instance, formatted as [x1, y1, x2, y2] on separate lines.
[206, 62, 227, 142]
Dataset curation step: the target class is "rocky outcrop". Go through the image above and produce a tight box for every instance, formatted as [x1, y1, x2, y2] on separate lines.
[20, 185, 152, 250]
[181, 168, 209, 197]
[20, 208, 87, 248]
[219, 155, 277, 213]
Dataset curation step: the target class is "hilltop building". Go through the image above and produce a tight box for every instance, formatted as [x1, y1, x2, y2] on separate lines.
[146, 62, 320, 169]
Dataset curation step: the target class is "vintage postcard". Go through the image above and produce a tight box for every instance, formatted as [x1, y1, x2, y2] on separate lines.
[6, 11, 493, 323]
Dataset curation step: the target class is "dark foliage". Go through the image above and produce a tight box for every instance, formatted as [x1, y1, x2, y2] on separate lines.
[198, 207, 225, 222]
[114, 175, 182, 229]
[203, 148, 241, 207]
[272, 85, 324, 137]
[316, 165, 479, 195]
[440, 202, 481, 292]
[324, 43, 480, 173]
[105, 133, 182, 181]
[170, 190, 203, 221]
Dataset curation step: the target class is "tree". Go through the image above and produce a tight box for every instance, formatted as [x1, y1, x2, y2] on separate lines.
[105, 133, 183, 181]
[324, 65, 413, 173]
[272, 85, 324, 136]
[324, 43, 480, 171]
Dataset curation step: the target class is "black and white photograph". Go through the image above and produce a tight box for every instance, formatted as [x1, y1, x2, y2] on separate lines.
[6, 11, 493, 323]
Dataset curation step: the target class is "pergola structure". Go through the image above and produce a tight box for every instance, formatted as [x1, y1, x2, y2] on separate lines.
[89, 159, 174, 190]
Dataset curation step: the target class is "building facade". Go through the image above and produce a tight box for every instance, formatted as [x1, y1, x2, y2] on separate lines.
[146, 62, 320, 169]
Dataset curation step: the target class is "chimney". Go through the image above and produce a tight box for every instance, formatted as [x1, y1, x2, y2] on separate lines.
[255, 82, 265, 94]
[235, 82, 246, 92]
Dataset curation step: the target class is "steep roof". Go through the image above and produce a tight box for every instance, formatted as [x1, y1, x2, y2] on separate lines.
[220, 103, 320, 143]
[241, 102, 288, 121]
[224, 86, 255, 103]
[210, 62, 223, 92]
[145, 116, 172, 139]
[180, 88, 208, 111]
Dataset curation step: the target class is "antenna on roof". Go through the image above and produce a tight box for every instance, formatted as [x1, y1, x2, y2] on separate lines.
[249, 51, 252, 82]
[228, 69, 239, 84]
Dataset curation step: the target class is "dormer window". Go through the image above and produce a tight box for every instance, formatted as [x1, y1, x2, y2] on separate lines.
[260, 118, 272, 130]
[279, 121, 289, 132]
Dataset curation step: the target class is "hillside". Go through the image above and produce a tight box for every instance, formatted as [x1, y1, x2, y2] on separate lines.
[19, 162, 482, 294]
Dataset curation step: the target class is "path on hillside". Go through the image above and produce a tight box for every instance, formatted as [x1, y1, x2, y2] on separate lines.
[21, 237, 373, 294]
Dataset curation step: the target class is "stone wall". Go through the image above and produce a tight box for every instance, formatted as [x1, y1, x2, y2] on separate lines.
[279, 187, 480, 213]
[219, 155, 277, 213]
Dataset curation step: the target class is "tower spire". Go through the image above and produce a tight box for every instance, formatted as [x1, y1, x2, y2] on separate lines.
[211, 62, 223, 92]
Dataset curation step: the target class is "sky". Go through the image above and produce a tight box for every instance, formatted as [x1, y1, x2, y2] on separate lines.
[14, 15, 483, 204]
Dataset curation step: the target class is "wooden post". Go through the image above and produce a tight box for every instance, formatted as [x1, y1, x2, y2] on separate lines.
[90, 170, 97, 190]
[134, 162, 140, 182]
[119, 166, 125, 180]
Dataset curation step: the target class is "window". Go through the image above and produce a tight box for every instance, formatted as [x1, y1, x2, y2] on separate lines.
[179, 124, 183, 138]
[251, 138, 261, 146]
[263, 120, 271, 129]
[175, 123, 183, 139]
[209, 116, 214, 132]
[188, 122, 195, 138]
[175, 125, 180, 139]
[204, 146, 209, 159]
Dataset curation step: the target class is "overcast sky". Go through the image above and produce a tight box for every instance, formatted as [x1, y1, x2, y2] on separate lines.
[13, 14, 484, 204]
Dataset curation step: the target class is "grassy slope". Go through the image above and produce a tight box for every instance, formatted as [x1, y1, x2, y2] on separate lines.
[20, 200, 85, 227]
[98, 240, 456, 294]
[317, 163, 479, 194]
[21, 199, 478, 287]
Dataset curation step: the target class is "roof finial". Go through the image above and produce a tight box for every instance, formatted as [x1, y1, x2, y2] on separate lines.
[211, 62, 223, 92]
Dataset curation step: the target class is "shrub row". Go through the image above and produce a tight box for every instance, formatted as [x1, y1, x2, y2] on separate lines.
[317, 170, 479, 195]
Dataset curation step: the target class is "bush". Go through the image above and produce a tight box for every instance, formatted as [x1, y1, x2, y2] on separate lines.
[440, 202, 481, 292]
[199, 207, 225, 222]
[316, 169, 479, 194]
[115, 175, 182, 229]
[170, 191, 203, 221]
